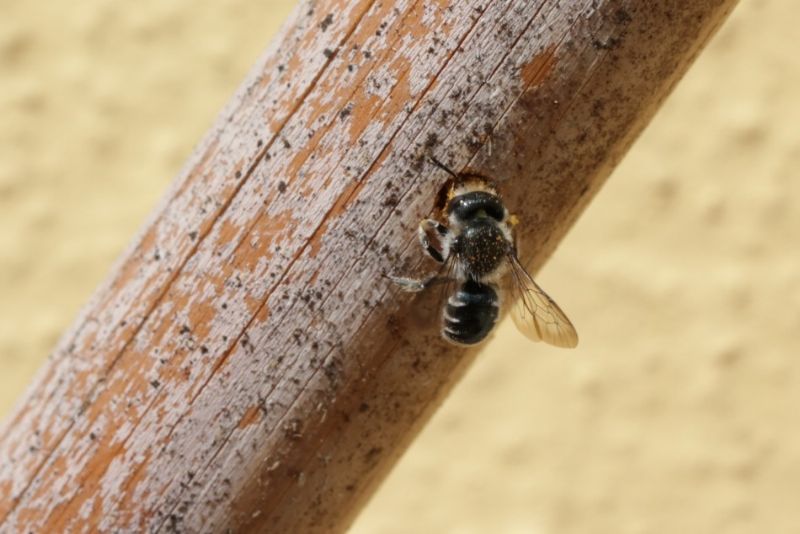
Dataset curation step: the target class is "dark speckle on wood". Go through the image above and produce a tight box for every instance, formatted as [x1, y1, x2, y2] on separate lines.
[424, 132, 439, 149]
[319, 13, 334, 31]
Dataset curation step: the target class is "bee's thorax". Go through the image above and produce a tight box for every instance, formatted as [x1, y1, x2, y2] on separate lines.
[452, 218, 512, 282]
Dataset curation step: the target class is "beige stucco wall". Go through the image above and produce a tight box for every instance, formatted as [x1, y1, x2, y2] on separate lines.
[2, 1, 797, 532]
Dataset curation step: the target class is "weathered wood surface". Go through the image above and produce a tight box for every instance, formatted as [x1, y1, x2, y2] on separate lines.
[0, 0, 738, 531]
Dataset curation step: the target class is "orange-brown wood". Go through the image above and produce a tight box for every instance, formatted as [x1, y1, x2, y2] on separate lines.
[0, 0, 738, 531]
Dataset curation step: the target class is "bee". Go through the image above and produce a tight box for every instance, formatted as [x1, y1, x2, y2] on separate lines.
[389, 158, 578, 348]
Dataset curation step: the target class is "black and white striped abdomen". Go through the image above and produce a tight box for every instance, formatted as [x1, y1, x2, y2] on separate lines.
[442, 280, 500, 345]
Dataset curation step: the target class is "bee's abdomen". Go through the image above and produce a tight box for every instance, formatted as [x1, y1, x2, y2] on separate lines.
[443, 281, 499, 345]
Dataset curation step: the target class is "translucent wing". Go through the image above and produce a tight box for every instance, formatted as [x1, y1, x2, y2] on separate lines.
[437, 252, 459, 309]
[508, 253, 579, 348]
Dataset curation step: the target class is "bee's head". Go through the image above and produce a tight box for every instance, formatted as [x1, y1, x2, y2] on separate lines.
[426, 157, 507, 227]
[446, 181, 508, 227]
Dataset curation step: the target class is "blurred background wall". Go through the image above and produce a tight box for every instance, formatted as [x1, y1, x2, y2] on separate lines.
[1, 1, 797, 532]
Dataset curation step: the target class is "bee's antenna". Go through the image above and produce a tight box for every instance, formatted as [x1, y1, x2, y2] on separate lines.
[428, 156, 460, 180]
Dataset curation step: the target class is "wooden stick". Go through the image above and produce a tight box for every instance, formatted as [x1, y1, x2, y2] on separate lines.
[0, 0, 738, 531]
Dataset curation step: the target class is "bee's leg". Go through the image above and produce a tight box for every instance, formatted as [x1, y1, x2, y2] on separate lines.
[418, 219, 452, 263]
[387, 219, 453, 292]
[386, 273, 450, 293]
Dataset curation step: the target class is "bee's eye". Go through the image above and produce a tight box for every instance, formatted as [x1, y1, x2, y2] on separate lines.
[448, 192, 505, 222]
[483, 203, 506, 221]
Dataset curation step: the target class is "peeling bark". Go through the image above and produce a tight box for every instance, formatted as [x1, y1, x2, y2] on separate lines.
[0, 0, 738, 532]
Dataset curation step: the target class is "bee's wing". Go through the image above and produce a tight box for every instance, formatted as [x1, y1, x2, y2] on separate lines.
[507, 253, 578, 348]
[437, 253, 460, 308]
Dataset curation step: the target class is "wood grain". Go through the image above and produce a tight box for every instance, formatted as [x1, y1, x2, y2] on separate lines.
[0, 0, 738, 531]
